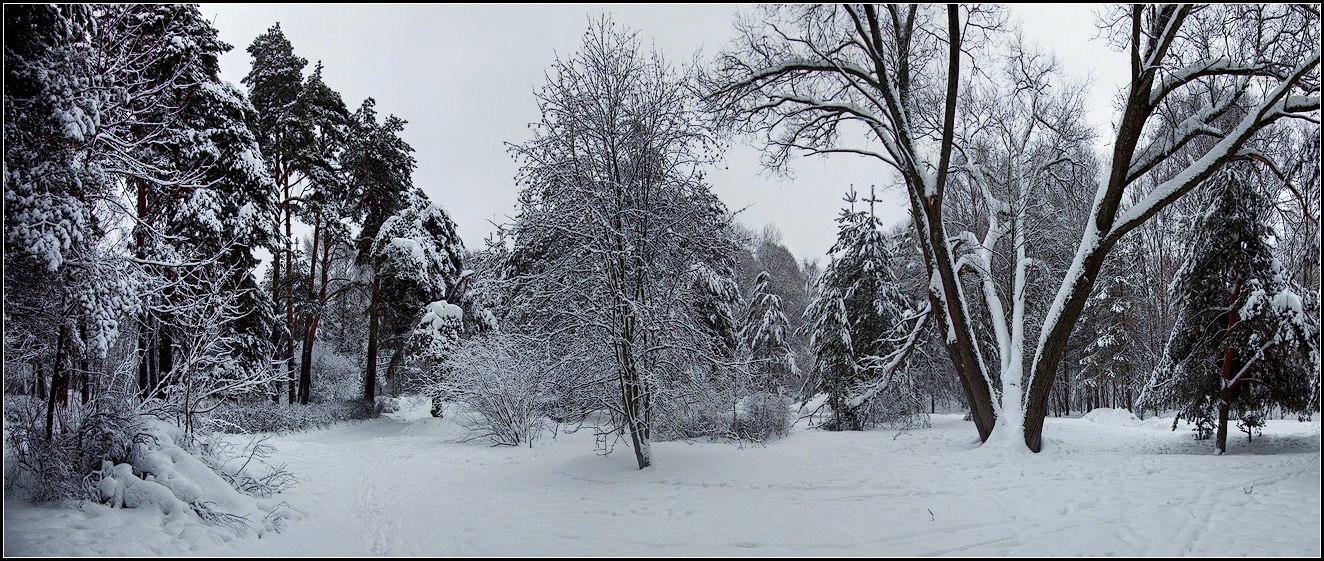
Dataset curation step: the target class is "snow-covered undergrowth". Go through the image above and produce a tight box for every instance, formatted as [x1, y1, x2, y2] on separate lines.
[5, 403, 1319, 556]
[1080, 407, 1144, 427]
[4, 419, 301, 555]
[206, 400, 379, 434]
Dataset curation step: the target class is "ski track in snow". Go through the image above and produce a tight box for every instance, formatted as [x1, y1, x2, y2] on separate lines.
[4, 401, 1320, 556]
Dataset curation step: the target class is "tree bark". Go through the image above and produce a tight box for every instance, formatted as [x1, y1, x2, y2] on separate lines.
[45, 319, 69, 440]
[271, 232, 283, 403]
[363, 274, 381, 403]
[916, 5, 998, 442]
[157, 328, 173, 401]
[1216, 395, 1231, 454]
[298, 215, 322, 404]
[285, 180, 296, 405]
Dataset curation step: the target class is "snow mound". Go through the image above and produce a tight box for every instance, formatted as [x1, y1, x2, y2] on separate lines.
[1081, 407, 1142, 427]
[420, 300, 463, 330]
[95, 419, 299, 539]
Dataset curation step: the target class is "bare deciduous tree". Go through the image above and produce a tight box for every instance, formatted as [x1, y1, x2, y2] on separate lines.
[505, 17, 740, 468]
[708, 3, 1320, 451]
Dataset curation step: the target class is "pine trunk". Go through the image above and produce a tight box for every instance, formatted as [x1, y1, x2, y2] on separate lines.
[281, 165, 296, 405]
[298, 216, 322, 405]
[1216, 396, 1230, 454]
[299, 325, 315, 404]
[363, 275, 380, 403]
[271, 233, 283, 403]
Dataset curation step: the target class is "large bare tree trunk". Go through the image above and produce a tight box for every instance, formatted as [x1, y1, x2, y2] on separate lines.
[914, 6, 998, 442]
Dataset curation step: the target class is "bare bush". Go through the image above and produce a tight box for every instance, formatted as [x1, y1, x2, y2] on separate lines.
[4, 390, 138, 503]
[426, 334, 557, 447]
[204, 400, 377, 434]
[198, 434, 297, 498]
[734, 392, 793, 442]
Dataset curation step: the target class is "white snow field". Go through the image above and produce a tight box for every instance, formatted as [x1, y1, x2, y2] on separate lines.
[5, 400, 1320, 556]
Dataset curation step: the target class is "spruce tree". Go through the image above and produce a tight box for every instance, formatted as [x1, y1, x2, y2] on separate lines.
[804, 190, 913, 430]
[1159, 165, 1319, 453]
[1078, 233, 1145, 411]
[741, 271, 798, 392]
[371, 188, 466, 394]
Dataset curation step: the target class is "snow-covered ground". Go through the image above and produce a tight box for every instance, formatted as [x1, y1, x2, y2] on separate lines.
[5, 401, 1320, 556]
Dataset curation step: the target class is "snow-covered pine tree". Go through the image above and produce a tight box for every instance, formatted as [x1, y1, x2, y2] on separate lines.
[293, 62, 353, 404]
[343, 98, 415, 402]
[243, 22, 312, 403]
[1078, 233, 1146, 412]
[1158, 164, 1319, 453]
[119, 5, 281, 406]
[741, 271, 798, 392]
[370, 188, 466, 395]
[804, 190, 916, 430]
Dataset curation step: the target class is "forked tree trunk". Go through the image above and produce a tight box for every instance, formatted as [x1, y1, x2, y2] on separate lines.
[298, 215, 325, 404]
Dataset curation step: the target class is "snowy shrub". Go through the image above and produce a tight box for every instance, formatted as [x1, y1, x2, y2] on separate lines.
[652, 373, 793, 443]
[310, 345, 364, 402]
[427, 333, 556, 447]
[733, 392, 793, 442]
[1237, 413, 1266, 442]
[376, 396, 401, 414]
[3, 392, 138, 503]
[93, 419, 298, 537]
[196, 434, 296, 499]
[814, 388, 930, 432]
[205, 400, 377, 434]
[657, 401, 734, 441]
[652, 374, 738, 441]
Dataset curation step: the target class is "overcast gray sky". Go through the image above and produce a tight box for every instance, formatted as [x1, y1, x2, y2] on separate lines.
[199, 4, 1127, 262]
